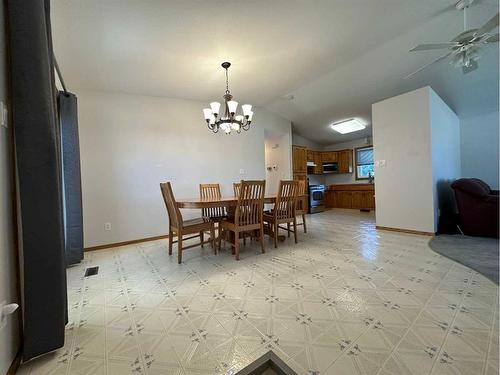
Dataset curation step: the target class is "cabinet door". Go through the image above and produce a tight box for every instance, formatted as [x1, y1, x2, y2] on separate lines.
[336, 191, 352, 208]
[325, 191, 334, 208]
[321, 151, 338, 163]
[351, 191, 364, 209]
[307, 150, 314, 162]
[314, 152, 323, 174]
[338, 150, 353, 174]
[292, 146, 307, 173]
[363, 191, 375, 209]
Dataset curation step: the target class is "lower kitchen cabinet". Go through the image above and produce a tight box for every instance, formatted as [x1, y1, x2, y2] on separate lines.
[325, 184, 375, 210]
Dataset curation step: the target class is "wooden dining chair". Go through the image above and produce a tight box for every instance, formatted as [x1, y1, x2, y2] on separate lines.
[233, 182, 241, 198]
[218, 180, 266, 260]
[264, 180, 299, 248]
[295, 179, 308, 233]
[160, 182, 215, 264]
[199, 183, 227, 223]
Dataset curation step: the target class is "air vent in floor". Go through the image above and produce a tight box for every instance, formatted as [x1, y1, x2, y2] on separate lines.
[84, 266, 99, 277]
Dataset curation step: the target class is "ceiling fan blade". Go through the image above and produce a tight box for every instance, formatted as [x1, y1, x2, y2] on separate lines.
[462, 59, 478, 74]
[404, 51, 453, 79]
[485, 33, 499, 43]
[409, 43, 458, 52]
[475, 12, 499, 36]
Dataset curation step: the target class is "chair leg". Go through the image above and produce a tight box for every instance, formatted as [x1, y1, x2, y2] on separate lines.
[234, 230, 240, 260]
[200, 231, 204, 248]
[287, 222, 290, 237]
[243, 233, 246, 246]
[293, 219, 298, 244]
[217, 227, 223, 251]
[260, 223, 265, 254]
[274, 222, 278, 249]
[168, 228, 173, 255]
[211, 225, 216, 254]
[302, 214, 307, 233]
[178, 235, 183, 264]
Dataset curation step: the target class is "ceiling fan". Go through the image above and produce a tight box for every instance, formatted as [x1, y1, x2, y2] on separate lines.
[405, 0, 499, 79]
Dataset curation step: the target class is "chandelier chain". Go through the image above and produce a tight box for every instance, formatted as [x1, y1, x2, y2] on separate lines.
[225, 67, 230, 94]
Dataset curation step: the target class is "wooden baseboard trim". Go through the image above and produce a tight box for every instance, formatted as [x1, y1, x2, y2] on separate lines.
[376, 226, 435, 236]
[84, 235, 168, 252]
[7, 349, 22, 375]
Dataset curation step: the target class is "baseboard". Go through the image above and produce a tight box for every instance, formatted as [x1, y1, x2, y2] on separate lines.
[376, 226, 435, 236]
[84, 234, 168, 252]
[6, 349, 22, 375]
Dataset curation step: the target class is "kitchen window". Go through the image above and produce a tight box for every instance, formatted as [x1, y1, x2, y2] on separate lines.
[355, 146, 374, 180]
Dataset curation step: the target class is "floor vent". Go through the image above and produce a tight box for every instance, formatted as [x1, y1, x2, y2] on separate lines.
[84, 266, 99, 277]
[236, 351, 297, 375]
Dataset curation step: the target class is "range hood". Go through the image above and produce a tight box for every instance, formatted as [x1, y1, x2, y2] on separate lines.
[306, 161, 316, 167]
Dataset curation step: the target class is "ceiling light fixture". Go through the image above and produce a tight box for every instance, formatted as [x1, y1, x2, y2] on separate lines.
[330, 119, 366, 134]
[202, 62, 253, 134]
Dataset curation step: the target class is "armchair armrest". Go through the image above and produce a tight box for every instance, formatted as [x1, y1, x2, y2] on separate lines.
[490, 190, 499, 195]
[485, 194, 499, 204]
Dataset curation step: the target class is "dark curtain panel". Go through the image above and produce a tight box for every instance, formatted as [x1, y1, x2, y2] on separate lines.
[58, 92, 84, 265]
[7, 0, 67, 360]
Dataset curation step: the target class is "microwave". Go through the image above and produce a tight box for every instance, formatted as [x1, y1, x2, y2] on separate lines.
[322, 162, 338, 173]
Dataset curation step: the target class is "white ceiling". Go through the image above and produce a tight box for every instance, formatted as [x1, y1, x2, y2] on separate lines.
[51, 0, 499, 144]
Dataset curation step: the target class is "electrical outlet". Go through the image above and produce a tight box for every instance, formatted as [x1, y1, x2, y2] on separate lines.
[239, 168, 245, 174]
[104, 222, 112, 231]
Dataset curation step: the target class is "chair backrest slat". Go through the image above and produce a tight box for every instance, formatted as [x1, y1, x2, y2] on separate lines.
[276, 180, 299, 220]
[200, 183, 225, 218]
[235, 180, 265, 226]
[233, 182, 241, 198]
[160, 182, 183, 228]
[296, 180, 307, 213]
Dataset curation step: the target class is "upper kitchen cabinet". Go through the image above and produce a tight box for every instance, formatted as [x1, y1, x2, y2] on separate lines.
[292, 145, 308, 174]
[321, 151, 338, 163]
[337, 149, 353, 174]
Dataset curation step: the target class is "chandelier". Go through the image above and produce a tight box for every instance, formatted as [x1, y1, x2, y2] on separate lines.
[202, 62, 253, 134]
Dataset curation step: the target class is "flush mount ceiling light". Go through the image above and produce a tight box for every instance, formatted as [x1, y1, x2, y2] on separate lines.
[330, 119, 366, 134]
[202, 62, 253, 134]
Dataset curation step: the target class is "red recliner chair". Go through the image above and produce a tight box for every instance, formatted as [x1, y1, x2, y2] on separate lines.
[451, 178, 499, 238]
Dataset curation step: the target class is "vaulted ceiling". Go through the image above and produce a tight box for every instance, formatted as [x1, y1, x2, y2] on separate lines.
[51, 0, 499, 144]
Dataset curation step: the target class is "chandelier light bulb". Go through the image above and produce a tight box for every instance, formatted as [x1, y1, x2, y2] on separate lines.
[209, 115, 216, 125]
[203, 108, 213, 120]
[210, 102, 221, 116]
[235, 115, 244, 122]
[227, 100, 238, 115]
[248, 111, 254, 121]
[242, 104, 252, 117]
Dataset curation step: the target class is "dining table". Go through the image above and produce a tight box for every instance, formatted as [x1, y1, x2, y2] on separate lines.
[176, 194, 308, 242]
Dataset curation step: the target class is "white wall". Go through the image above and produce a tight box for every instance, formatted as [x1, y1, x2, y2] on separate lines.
[77, 90, 291, 247]
[460, 111, 499, 189]
[323, 138, 371, 185]
[265, 132, 292, 195]
[0, 5, 20, 373]
[372, 87, 436, 233]
[429, 90, 461, 230]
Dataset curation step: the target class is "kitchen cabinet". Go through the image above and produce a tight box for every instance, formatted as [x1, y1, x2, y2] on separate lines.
[292, 145, 308, 174]
[337, 150, 353, 174]
[322, 151, 338, 163]
[307, 150, 315, 162]
[312, 151, 323, 174]
[325, 184, 375, 210]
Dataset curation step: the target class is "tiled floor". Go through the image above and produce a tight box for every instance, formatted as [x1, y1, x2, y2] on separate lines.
[19, 209, 498, 375]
